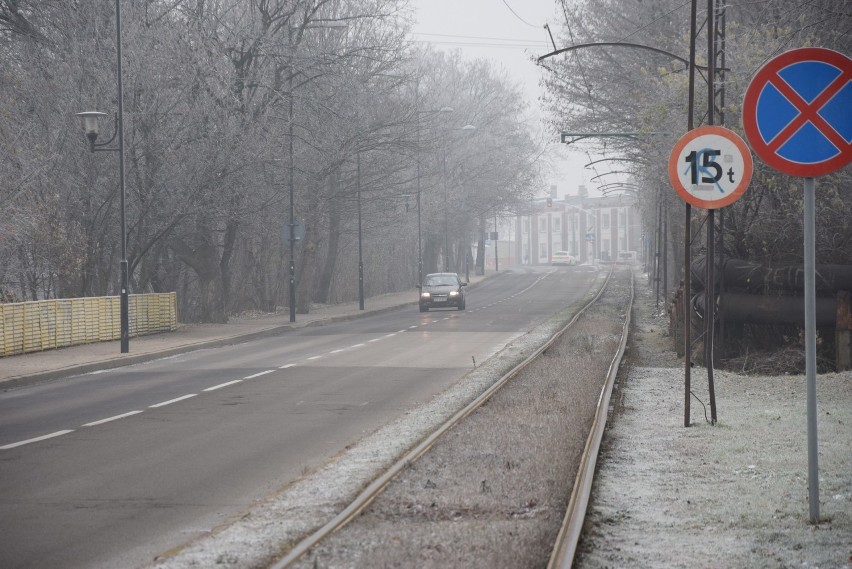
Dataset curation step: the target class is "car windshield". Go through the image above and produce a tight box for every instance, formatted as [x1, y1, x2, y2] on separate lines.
[424, 275, 457, 286]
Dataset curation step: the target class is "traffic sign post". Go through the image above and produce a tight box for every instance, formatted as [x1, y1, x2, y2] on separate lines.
[669, 125, 753, 426]
[743, 47, 852, 524]
[668, 125, 753, 210]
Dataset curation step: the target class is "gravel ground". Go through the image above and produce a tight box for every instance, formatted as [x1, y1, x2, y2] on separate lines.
[575, 281, 852, 569]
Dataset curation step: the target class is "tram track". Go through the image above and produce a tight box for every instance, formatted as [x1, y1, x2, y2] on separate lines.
[272, 266, 635, 569]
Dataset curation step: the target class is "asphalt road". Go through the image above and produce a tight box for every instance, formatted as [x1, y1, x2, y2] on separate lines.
[0, 265, 598, 569]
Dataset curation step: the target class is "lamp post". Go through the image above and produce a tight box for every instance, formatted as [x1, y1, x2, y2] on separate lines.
[440, 123, 476, 273]
[75, 0, 129, 354]
[356, 149, 364, 310]
[476, 200, 502, 276]
[286, 20, 347, 322]
[494, 209, 499, 273]
[287, 25, 297, 322]
[443, 150, 450, 272]
[414, 105, 454, 283]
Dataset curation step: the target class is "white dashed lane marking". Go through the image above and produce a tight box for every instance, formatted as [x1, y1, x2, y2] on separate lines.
[82, 410, 143, 427]
[0, 430, 75, 450]
[244, 370, 275, 379]
[204, 380, 243, 392]
[149, 394, 197, 408]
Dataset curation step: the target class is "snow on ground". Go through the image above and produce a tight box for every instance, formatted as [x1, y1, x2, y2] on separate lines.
[576, 285, 852, 569]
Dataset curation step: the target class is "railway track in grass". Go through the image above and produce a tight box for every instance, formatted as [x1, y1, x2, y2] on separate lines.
[270, 266, 634, 569]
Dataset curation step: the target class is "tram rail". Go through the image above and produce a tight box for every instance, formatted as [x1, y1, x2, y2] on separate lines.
[270, 267, 634, 569]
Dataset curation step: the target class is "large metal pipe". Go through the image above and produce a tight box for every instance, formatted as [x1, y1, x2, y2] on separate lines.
[691, 258, 852, 294]
[711, 293, 836, 326]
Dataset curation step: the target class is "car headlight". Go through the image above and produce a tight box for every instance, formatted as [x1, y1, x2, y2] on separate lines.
[449, 291, 460, 297]
[420, 292, 431, 299]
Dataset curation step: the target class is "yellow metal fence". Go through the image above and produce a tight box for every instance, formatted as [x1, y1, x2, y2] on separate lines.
[0, 293, 177, 357]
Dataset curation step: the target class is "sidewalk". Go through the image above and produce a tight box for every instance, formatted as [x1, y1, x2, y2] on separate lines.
[1, 274, 487, 389]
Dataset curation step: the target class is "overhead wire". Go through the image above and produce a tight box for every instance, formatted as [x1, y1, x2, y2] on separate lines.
[557, 0, 599, 128]
[499, 0, 540, 28]
[411, 31, 548, 51]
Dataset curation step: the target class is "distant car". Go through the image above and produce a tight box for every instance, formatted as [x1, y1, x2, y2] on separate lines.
[551, 251, 575, 266]
[617, 251, 639, 264]
[417, 272, 467, 312]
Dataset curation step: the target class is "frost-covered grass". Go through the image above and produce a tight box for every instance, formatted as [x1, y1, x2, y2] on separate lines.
[575, 278, 852, 569]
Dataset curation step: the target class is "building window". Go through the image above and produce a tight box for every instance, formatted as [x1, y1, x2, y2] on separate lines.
[602, 213, 610, 230]
[539, 243, 548, 259]
[523, 218, 530, 233]
[539, 216, 548, 232]
[553, 216, 561, 232]
[619, 208, 627, 227]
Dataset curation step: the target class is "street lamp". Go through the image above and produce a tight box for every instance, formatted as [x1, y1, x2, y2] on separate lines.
[356, 149, 364, 310]
[441, 123, 476, 272]
[493, 208, 499, 273]
[75, 0, 129, 354]
[286, 20, 348, 322]
[415, 105, 454, 284]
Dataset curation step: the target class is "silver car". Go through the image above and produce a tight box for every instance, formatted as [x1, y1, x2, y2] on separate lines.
[417, 273, 467, 312]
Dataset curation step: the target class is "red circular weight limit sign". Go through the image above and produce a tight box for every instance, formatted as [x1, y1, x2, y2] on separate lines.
[743, 47, 852, 177]
[668, 126, 753, 209]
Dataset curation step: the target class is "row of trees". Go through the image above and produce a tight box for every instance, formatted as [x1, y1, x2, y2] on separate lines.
[0, 0, 543, 321]
[542, 0, 851, 288]
[542, 0, 850, 367]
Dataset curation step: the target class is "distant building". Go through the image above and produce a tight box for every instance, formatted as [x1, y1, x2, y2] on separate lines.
[511, 193, 642, 266]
